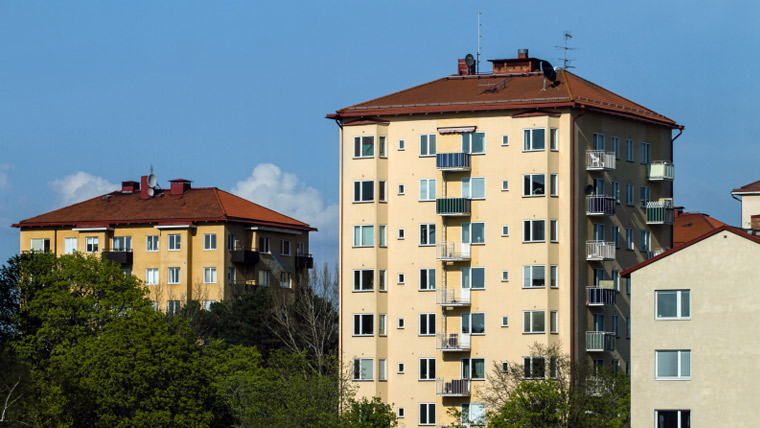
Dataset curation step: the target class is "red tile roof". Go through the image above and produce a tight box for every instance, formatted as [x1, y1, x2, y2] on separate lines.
[13, 187, 315, 231]
[731, 179, 760, 195]
[673, 211, 727, 247]
[330, 69, 678, 128]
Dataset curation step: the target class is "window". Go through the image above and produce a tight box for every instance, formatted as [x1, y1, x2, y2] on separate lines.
[419, 224, 436, 246]
[593, 223, 605, 241]
[501, 180, 509, 191]
[523, 174, 545, 196]
[112, 236, 132, 251]
[501, 361, 510, 372]
[612, 315, 619, 337]
[167, 300, 180, 314]
[656, 350, 691, 380]
[612, 270, 620, 291]
[203, 267, 217, 284]
[625, 184, 634, 206]
[378, 314, 387, 336]
[611, 226, 620, 248]
[281, 240, 291, 256]
[501, 226, 509, 236]
[501, 271, 509, 282]
[656, 290, 690, 319]
[379, 225, 387, 247]
[420, 134, 436, 156]
[593, 269, 605, 287]
[640, 186, 651, 207]
[354, 136, 374, 158]
[419, 403, 435, 426]
[397, 273, 405, 284]
[625, 139, 634, 162]
[501, 316, 509, 326]
[523, 219, 545, 242]
[419, 269, 436, 290]
[228, 267, 236, 284]
[612, 136, 620, 159]
[523, 356, 546, 379]
[168, 267, 180, 284]
[612, 181, 620, 203]
[397, 318, 405, 329]
[461, 313, 485, 335]
[550, 128, 558, 151]
[353, 270, 374, 291]
[655, 410, 690, 428]
[379, 136, 387, 157]
[227, 234, 236, 251]
[145, 268, 159, 285]
[550, 174, 558, 196]
[398, 184, 405, 195]
[549, 357, 559, 379]
[378, 359, 387, 381]
[501, 135, 509, 146]
[352, 358, 373, 380]
[30, 238, 51, 253]
[378, 181, 386, 202]
[419, 179, 436, 201]
[353, 225, 374, 247]
[398, 362, 405, 373]
[626, 316, 631, 338]
[397, 407, 405, 418]
[550, 265, 558, 288]
[462, 177, 486, 199]
[523, 265, 546, 288]
[462, 132, 485, 154]
[461, 403, 486, 426]
[378, 270, 387, 291]
[626, 277, 631, 295]
[64, 237, 77, 254]
[550, 219, 558, 242]
[259, 237, 271, 252]
[550, 311, 558, 333]
[85, 237, 99, 253]
[353, 314, 374, 336]
[462, 222, 485, 244]
[202, 300, 216, 310]
[258, 270, 270, 286]
[353, 180, 374, 202]
[397, 228, 405, 239]
[166, 234, 181, 251]
[461, 267, 485, 289]
[641, 230, 651, 252]
[523, 128, 545, 151]
[419, 313, 435, 336]
[419, 358, 436, 380]
[593, 133, 605, 151]
[398, 139, 405, 150]
[640, 142, 651, 164]
[626, 228, 635, 250]
[462, 358, 486, 380]
[523, 311, 545, 334]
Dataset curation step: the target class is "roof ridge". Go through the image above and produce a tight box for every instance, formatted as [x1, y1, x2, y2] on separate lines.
[339, 77, 450, 112]
[211, 188, 228, 218]
[559, 69, 575, 102]
[216, 188, 310, 227]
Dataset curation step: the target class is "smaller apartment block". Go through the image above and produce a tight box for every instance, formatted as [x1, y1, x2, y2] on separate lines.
[623, 226, 760, 428]
[13, 176, 315, 311]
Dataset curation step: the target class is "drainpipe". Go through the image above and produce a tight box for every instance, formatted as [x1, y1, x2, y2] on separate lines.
[670, 125, 684, 248]
[570, 105, 586, 364]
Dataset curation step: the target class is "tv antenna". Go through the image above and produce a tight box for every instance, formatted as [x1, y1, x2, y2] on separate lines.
[555, 31, 577, 70]
[476, 12, 482, 73]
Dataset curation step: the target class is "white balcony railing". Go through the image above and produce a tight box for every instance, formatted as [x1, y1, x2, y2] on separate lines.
[436, 241, 471, 261]
[586, 195, 616, 216]
[586, 241, 615, 261]
[586, 331, 616, 352]
[437, 333, 471, 351]
[586, 150, 616, 171]
[648, 161, 675, 181]
[436, 378, 471, 397]
[437, 288, 471, 306]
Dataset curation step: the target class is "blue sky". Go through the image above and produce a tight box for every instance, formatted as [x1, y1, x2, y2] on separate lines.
[1, 0, 758, 267]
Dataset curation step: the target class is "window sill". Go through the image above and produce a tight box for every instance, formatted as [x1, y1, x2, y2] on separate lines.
[418, 199, 435, 202]
[352, 246, 375, 248]
[655, 378, 691, 381]
[419, 244, 436, 247]
[522, 332, 546, 335]
[352, 290, 375, 293]
[203, 249, 217, 251]
[522, 286, 546, 289]
[418, 289, 436, 292]
[655, 317, 691, 321]
[522, 240, 546, 244]
[352, 157, 375, 160]
[522, 149, 546, 152]
[522, 195, 546, 198]
[352, 334, 375, 337]
[419, 154, 436, 158]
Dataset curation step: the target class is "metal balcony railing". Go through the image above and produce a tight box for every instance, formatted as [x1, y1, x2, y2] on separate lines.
[437, 333, 471, 351]
[586, 287, 616, 306]
[586, 241, 615, 261]
[586, 331, 616, 352]
[586, 150, 616, 171]
[648, 161, 675, 181]
[646, 201, 675, 225]
[586, 195, 616, 216]
[436, 288, 471, 306]
[436, 378, 471, 397]
[436, 198, 472, 216]
[436, 152, 472, 171]
[436, 242, 471, 261]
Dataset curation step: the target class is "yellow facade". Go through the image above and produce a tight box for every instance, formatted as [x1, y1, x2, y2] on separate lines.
[339, 109, 674, 426]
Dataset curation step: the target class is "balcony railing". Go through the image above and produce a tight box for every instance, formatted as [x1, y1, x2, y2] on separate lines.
[230, 247, 260, 265]
[437, 288, 471, 306]
[102, 250, 133, 265]
[586, 241, 615, 261]
[586, 287, 616, 306]
[586, 195, 616, 216]
[436, 378, 471, 397]
[648, 161, 675, 181]
[586, 150, 616, 171]
[295, 253, 314, 269]
[436, 152, 472, 171]
[648, 248, 667, 259]
[436, 242, 471, 261]
[646, 201, 675, 225]
[586, 331, 616, 352]
[436, 198, 472, 216]
[437, 333, 471, 351]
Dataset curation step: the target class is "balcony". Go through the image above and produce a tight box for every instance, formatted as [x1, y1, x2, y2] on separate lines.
[586, 241, 615, 261]
[648, 248, 667, 259]
[436, 198, 471, 216]
[295, 253, 314, 269]
[102, 250, 133, 265]
[586, 150, 616, 171]
[436, 152, 471, 171]
[230, 247, 260, 265]
[646, 201, 675, 225]
[586, 195, 616, 216]
[586, 331, 616, 352]
[648, 161, 675, 181]
[586, 287, 616, 307]
[437, 333, 471, 352]
[436, 378, 471, 397]
[436, 242, 471, 261]
[437, 288, 471, 306]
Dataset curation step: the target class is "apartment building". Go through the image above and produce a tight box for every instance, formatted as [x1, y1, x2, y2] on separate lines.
[328, 49, 681, 426]
[623, 225, 760, 427]
[13, 175, 315, 311]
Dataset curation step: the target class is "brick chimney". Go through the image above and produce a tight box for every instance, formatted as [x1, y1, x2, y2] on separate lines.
[489, 48, 542, 74]
[169, 178, 192, 195]
[140, 175, 150, 199]
[121, 180, 140, 193]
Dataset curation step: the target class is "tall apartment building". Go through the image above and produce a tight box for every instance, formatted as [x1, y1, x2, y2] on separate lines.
[328, 49, 681, 426]
[13, 175, 315, 311]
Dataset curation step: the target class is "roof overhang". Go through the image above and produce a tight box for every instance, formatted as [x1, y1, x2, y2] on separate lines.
[247, 226, 303, 235]
[437, 126, 476, 134]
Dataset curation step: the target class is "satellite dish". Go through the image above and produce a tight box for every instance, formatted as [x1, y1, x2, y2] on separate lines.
[541, 60, 557, 83]
[147, 187, 155, 197]
[148, 174, 157, 188]
[465, 54, 475, 67]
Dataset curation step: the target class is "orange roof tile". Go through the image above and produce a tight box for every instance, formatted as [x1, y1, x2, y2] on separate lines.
[673, 211, 726, 247]
[13, 187, 315, 231]
[731, 179, 760, 194]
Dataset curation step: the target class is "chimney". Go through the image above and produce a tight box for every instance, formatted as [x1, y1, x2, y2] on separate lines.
[121, 180, 140, 193]
[489, 49, 541, 74]
[140, 175, 150, 199]
[458, 59, 471, 76]
[517, 48, 529, 59]
[169, 178, 192, 195]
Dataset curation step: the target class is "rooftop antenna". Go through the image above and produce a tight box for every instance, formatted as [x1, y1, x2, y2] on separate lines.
[476, 12, 482, 74]
[555, 30, 577, 70]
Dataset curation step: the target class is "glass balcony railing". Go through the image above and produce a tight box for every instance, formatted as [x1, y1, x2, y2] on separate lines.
[586, 150, 616, 171]
[586, 331, 616, 352]
[586, 195, 616, 216]
[436, 153, 471, 171]
[648, 161, 675, 181]
[436, 198, 471, 216]
[646, 201, 675, 225]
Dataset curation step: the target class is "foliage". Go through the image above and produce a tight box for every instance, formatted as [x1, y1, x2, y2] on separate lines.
[339, 396, 398, 428]
[0, 255, 22, 344]
[488, 380, 567, 428]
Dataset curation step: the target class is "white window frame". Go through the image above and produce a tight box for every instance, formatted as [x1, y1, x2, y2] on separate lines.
[461, 132, 486, 154]
[419, 403, 436, 426]
[419, 313, 436, 336]
[397, 184, 405, 195]
[112, 236, 132, 252]
[397, 318, 405, 329]
[258, 270, 271, 286]
[501, 180, 509, 191]
[378, 270, 387, 292]
[378, 314, 387, 336]
[550, 128, 559, 151]
[462, 222, 486, 244]
[419, 223, 436, 246]
[641, 230, 651, 252]
[353, 314, 375, 337]
[353, 269, 374, 292]
[378, 225, 387, 247]
[378, 180, 387, 202]
[64, 237, 78, 254]
[523, 128, 546, 151]
[550, 310, 558, 334]
[353, 225, 374, 247]
[655, 350, 691, 380]
[398, 139, 405, 150]
[522, 173, 546, 197]
[420, 134, 436, 157]
[378, 135, 387, 158]
[461, 357, 486, 380]
[353, 135, 374, 159]
[550, 265, 558, 288]
[352, 358, 374, 380]
[397, 228, 405, 240]
[550, 219, 558, 242]
[655, 410, 690, 427]
[501, 316, 509, 326]
[501, 225, 509, 236]
[501, 270, 509, 282]
[280, 239, 291, 256]
[397, 362, 405, 373]
[523, 310, 546, 334]
[168, 267, 180, 284]
[203, 233, 216, 251]
[640, 185, 651, 208]
[462, 177, 486, 199]
[461, 312, 485, 335]
[145, 268, 159, 285]
[167, 300, 180, 314]
[168, 234, 181, 251]
[30, 238, 51, 253]
[655, 290, 691, 320]
[523, 356, 546, 379]
[419, 268, 436, 291]
[419, 178, 436, 201]
[353, 180, 374, 203]
[419, 358, 436, 381]
[85, 236, 99, 253]
[461, 267, 485, 290]
[501, 135, 509, 146]
[523, 219, 546, 242]
[397, 273, 405, 284]
[378, 358, 387, 381]
[203, 267, 217, 284]
[523, 265, 546, 288]
[550, 174, 558, 196]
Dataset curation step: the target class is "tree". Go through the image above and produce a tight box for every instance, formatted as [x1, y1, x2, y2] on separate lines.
[339, 396, 398, 428]
[0, 255, 22, 345]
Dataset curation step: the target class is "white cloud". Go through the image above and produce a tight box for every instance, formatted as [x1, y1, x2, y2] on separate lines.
[232, 164, 338, 248]
[0, 164, 13, 192]
[50, 171, 118, 207]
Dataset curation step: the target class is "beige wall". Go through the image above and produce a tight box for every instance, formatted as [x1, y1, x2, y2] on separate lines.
[630, 231, 760, 427]
[739, 194, 760, 229]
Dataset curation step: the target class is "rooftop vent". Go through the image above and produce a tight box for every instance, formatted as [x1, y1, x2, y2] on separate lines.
[169, 178, 192, 196]
[121, 180, 140, 193]
[489, 49, 542, 74]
